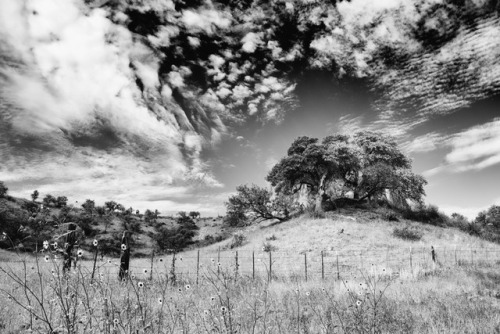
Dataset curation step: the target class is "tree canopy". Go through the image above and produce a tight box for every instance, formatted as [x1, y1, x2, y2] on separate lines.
[267, 131, 426, 211]
[224, 184, 295, 226]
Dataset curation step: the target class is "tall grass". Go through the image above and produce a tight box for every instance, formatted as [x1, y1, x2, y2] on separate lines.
[1, 255, 500, 333]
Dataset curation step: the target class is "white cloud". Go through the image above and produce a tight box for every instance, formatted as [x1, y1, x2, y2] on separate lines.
[0, 0, 227, 215]
[445, 119, 500, 170]
[241, 32, 262, 53]
[181, 9, 231, 35]
[232, 84, 252, 103]
[404, 132, 451, 153]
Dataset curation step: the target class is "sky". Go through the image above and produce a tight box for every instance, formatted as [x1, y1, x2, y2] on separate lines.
[1, 0, 499, 218]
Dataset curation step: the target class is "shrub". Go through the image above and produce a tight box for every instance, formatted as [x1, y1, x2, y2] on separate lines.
[77, 215, 97, 237]
[262, 242, 276, 252]
[380, 208, 399, 222]
[401, 204, 447, 226]
[21, 200, 39, 213]
[223, 210, 248, 227]
[266, 234, 277, 241]
[393, 225, 423, 241]
[0, 181, 8, 198]
[229, 233, 247, 249]
[154, 225, 197, 251]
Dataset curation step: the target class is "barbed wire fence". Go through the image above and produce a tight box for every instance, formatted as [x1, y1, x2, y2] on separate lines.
[3, 246, 499, 283]
[89, 246, 500, 282]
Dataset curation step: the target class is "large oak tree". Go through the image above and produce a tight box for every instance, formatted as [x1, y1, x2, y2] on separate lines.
[267, 131, 427, 212]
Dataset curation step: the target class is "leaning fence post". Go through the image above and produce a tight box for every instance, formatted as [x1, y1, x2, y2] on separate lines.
[471, 248, 474, 266]
[63, 223, 77, 274]
[304, 253, 308, 282]
[119, 231, 131, 281]
[91, 240, 99, 282]
[321, 251, 324, 280]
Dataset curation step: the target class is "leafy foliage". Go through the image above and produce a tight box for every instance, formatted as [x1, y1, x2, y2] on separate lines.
[267, 131, 427, 211]
[393, 225, 423, 241]
[31, 190, 39, 202]
[0, 181, 7, 198]
[224, 184, 295, 226]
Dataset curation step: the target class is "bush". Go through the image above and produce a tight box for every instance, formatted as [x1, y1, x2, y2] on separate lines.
[154, 225, 197, 251]
[77, 215, 97, 237]
[0, 181, 8, 198]
[380, 208, 399, 222]
[0, 205, 29, 248]
[393, 225, 423, 241]
[229, 233, 247, 249]
[262, 242, 276, 252]
[401, 204, 447, 226]
[223, 210, 247, 227]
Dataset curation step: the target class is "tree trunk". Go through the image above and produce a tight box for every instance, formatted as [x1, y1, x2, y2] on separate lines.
[315, 173, 327, 214]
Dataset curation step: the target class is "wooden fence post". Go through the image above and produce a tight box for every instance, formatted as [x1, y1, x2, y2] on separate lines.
[454, 247, 457, 266]
[269, 251, 272, 282]
[149, 250, 154, 281]
[321, 251, 324, 280]
[235, 251, 239, 280]
[63, 223, 77, 274]
[196, 249, 200, 285]
[217, 247, 221, 277]
[91, 241, 99, 282]
[304, 253, 308, 282]
[409, 247, 413, 276]
[336, 252, 340, 280]
[252, 251, 255, 280]
[119, 231, 131, 281]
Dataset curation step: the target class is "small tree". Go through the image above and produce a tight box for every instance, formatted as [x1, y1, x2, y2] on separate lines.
[104, 201, 118, 213]
[476, 205, 500, 228]
[43, 194, 56, 207]
[81, 199, 95, 216]
[55, 196, 68, 208]
[144, 209, 158, 224]
[225, 184, 294, 226]
[31, 190, 39, 202]
[189, 211, 200, 219]
[0, 181, 7, 198]
[95, 206, 106, 217]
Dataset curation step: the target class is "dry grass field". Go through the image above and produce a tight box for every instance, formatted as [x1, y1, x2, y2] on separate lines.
[1, 212, 500, 333]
